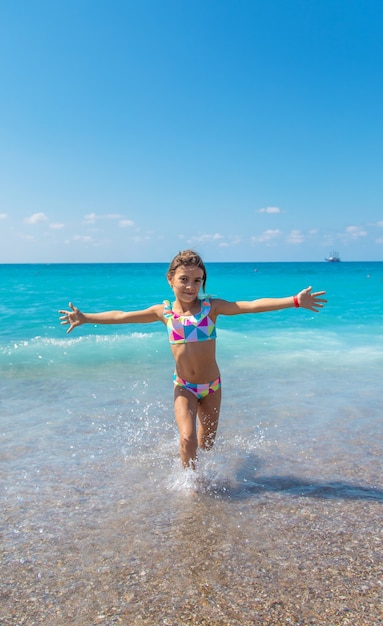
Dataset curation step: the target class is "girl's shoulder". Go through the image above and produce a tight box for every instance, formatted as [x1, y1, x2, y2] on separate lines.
[144, 302, 169, 317]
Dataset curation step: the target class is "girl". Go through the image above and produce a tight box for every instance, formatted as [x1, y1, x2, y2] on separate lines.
[59, 249, 327, 469]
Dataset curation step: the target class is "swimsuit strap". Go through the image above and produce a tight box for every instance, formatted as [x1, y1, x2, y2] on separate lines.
[163, 297, 210, 319]
[163, 299, 173, 318]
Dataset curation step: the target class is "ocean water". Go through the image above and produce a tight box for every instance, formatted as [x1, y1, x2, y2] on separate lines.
[1, 261, 383, 625]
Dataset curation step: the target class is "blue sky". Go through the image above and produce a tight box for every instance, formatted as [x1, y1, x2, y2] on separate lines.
[0, 0, 382, 263]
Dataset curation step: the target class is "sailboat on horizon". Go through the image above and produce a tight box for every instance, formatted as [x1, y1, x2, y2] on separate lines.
[325, 250, 341, 262]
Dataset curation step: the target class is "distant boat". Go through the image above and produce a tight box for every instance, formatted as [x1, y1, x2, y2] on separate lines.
[325, 251, 341, 262]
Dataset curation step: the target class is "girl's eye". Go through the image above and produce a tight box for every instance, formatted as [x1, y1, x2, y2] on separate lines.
[177, 276, 202, 284]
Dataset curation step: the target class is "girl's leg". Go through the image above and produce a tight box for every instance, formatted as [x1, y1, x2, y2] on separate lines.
[197, 388, 222, 451]
[174, 387, 199, 468]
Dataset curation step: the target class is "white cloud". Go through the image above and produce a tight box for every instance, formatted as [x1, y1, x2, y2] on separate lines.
[0, 213, 8, 219]
[119, 219, 135, 228]
[182, 234, 241, 248]
[218, 237, 241, 248]
[252, 229, 282, 243]
[65, 234, 113, 248]
[84, 212, 125, 224]
[377, 238, 383, 244]
[287, 229, 305, 244]
[187, 233, 225, 245]
[49, 223, 65, 230]
[221, 235, 242, 247]
[72, 235, 93, 242]
[83, 212, 97, 224]
[344, 225, 367, 240]
[377, 221, 383, 227]
[24, 212, 48, 224]
[257, 206, 281, 214]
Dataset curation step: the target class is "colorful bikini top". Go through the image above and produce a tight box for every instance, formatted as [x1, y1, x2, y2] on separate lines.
[163, 296, 217, 344]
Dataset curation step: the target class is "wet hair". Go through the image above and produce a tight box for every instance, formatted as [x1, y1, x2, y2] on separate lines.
[167, 249, 207, 292]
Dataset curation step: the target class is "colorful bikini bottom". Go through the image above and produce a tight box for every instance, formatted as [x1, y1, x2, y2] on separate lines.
[173, 374, 221, 400]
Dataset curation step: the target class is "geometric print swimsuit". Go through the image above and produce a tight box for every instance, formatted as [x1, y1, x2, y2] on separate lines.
[163, 296, 217, 344]
[163, 296, 220, 399]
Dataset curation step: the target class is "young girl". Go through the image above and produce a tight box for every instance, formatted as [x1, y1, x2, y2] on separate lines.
[59, 249, 327, 469]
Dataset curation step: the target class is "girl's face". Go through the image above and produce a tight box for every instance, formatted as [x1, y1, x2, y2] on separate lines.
[168, 265, 204, 300]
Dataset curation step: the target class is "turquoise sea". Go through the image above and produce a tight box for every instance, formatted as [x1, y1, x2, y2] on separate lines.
[1, 261, 383, 625]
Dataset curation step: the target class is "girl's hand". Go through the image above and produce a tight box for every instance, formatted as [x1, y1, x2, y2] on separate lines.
[297, 287, 327, 312]
[59, 302, 85, 333]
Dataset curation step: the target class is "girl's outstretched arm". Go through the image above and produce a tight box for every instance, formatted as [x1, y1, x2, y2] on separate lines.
[213, 286, 327, 316]
[59, 302, 163, 334]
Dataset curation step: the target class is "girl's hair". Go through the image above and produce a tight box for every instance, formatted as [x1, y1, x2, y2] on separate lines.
[167, 249, 207, 292]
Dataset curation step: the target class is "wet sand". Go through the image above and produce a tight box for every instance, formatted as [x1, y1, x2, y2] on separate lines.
[2, 458, 383, 626]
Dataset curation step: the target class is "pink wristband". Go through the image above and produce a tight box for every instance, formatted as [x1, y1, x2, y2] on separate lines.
[293, 295, 300, 308]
